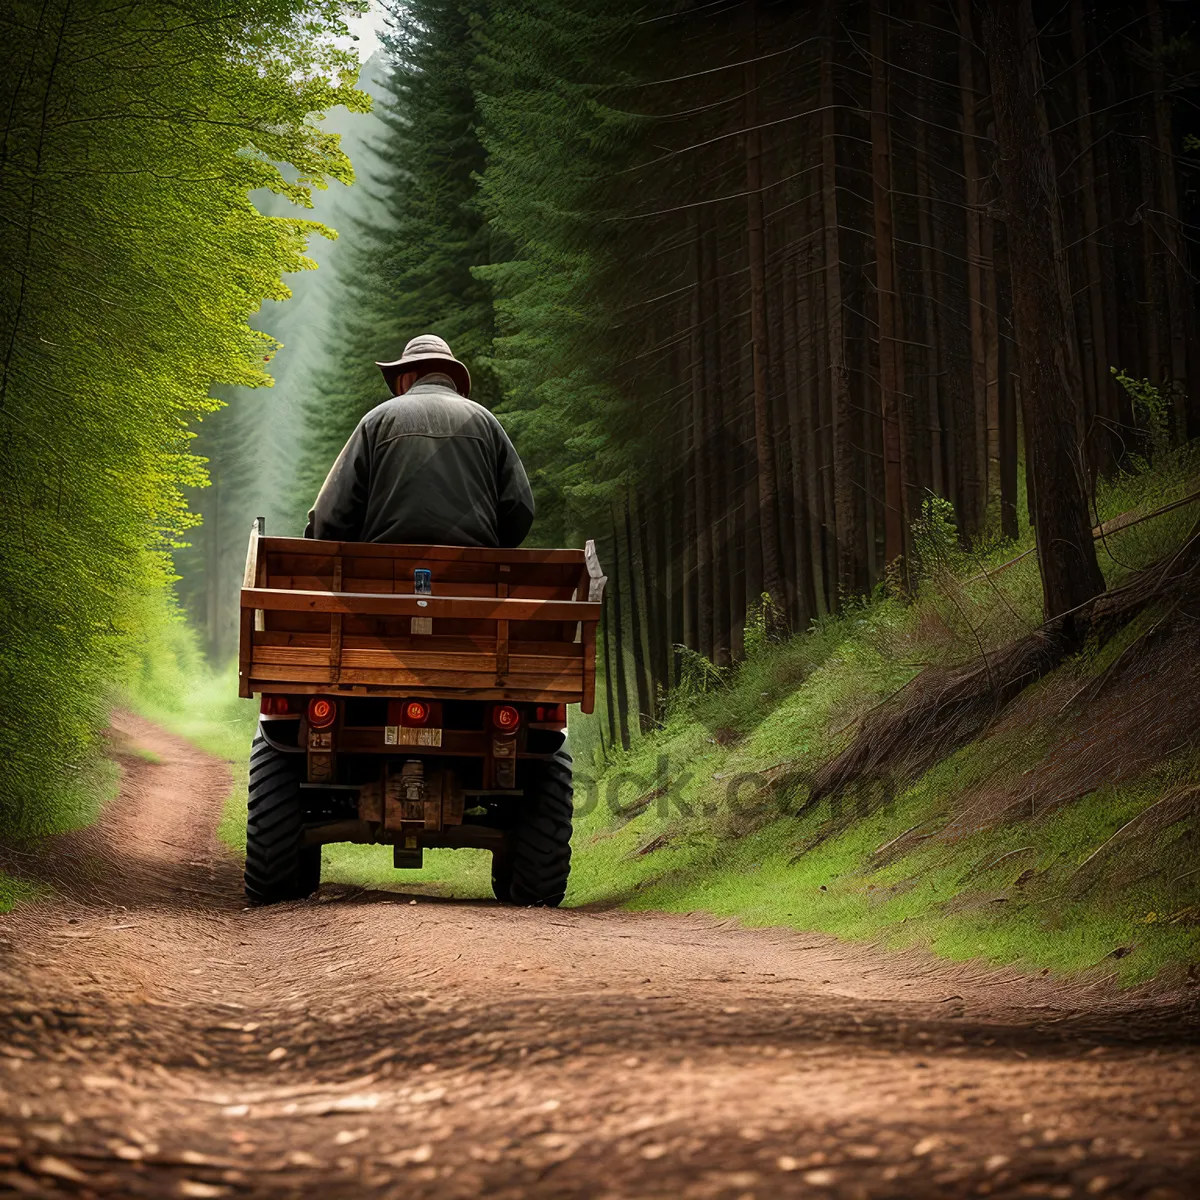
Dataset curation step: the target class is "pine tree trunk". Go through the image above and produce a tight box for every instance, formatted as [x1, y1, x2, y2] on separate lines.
[744, 2, 786, 615]
[799, 223, 829, 615]
[601, 594, 617, 753]
[821, 0, 856, 602]
[782, 245, 816, 625]
[608, 514, 633, 751]
[1069, 0, 1113, 470]
[644, 497, 670, 701]
[624, 496, 653, 732]
[982, 202, 1002, 529]
[685, 219, 703, 656]
[705, 227, 733, 667]
[1091, 92, 1133, 445]
[913, 0, 944, 502]
[870, 0, 906, 569]
[959, 0, 987, 535]
[982, 0, 1105, 626]
[690, 219, 714, 661]
[1000, 328, 1020, 539]
[1138, 118, 1163, 395]
[1146, 0, 1191, 438]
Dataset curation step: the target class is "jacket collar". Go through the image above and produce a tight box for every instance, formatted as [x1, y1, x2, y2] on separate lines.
[405, 374, 462, 396]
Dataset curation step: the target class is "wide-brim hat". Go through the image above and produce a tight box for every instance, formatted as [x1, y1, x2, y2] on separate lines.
[376, 334, 471, 397]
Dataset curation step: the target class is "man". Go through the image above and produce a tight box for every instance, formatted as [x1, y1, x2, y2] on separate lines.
[305, 334, 535, 546]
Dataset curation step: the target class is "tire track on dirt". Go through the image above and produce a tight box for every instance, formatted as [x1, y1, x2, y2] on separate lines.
[0, 713, 1196, 1198]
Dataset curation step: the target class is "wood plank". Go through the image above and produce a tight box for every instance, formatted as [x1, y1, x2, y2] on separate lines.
[249, 681, 582, 703]
[253, 646, 582, 673]
[261, 537, 586, 565]
[580, 620, 597, 715]
[242, 588, 601, 623]
[247, 662, 581, 691]
[238, 608, 255, 699]
[238, 520, 261, 698]
[268, 573, 578, 599]
[254, 630, 585, 657]
[329, 557, 344, 684]
[268, 576, 398, 594]
[495, 579, 509, 683]
[242, 521, 260, 590]
[336, 670, 580, 691]
[249, 663, 335, 683]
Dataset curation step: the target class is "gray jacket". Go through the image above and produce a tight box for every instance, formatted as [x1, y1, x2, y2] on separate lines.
[304, 380, 535, 547]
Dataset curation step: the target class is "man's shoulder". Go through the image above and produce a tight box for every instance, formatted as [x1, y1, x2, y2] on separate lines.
[367, 389, 501, 430]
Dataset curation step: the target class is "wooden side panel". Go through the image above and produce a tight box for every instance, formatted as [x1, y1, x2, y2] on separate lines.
[242, 538, 595, 700]
[253, 646, 581, 673]
[238, 521, 260, 698]
[580, 620, 598, 715]
[238, 609, 255, 699]
[241, 588, 600, 623]
[329, 557, 343, 684]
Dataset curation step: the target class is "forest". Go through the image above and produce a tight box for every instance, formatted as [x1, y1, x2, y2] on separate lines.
[2, 0, 1199, 831]
[4, 4, 1200, 1191]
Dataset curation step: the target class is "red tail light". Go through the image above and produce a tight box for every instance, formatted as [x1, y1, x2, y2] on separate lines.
[307, 697, 337, 729]
[260, 695, 292, 716]
[403, 700, 429, 726]
[535, 704, 567, 725]
[493, 704, 521, 732]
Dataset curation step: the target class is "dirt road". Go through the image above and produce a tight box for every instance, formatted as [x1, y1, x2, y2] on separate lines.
[0, 714, 1196, 1199]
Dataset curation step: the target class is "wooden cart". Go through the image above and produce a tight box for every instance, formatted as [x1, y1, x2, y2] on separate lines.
[238, 524, 605, 710]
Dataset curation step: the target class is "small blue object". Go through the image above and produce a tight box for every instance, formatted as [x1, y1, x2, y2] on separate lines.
[414, 568, 432, 596]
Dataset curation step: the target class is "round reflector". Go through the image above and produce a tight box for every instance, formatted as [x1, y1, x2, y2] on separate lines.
[308, 697, 337, 728]
[405, 701, 428, 725]
[493, 704, 520, 731]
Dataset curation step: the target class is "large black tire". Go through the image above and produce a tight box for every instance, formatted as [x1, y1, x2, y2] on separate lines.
[503, 748, 573, 907]
[244, 733, 319, 905]
[490, 849, 514, 904]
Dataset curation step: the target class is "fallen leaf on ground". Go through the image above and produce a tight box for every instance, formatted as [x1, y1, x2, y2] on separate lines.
[379, 1144, 432, 1167]
[31, 1156, 88, 1182]
[178, 1182, 229, 1198]
[803, 1168, 837, 1187]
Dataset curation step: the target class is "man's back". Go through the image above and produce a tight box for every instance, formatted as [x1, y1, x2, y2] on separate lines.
[305, 379, 535, 547]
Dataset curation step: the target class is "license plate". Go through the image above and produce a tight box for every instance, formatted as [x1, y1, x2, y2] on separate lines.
[384, 726, 442, 747]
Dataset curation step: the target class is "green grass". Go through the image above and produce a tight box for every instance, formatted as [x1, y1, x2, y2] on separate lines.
[0, 874, 45, 914]
[0, 757, 119, 913]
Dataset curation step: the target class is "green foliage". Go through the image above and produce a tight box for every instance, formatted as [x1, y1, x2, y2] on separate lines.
[291, 0, 503, 526]
[668, 645, 729, 715]
[472, 1, 654, 545]
[1111, 368, 1170, 461]
[910, 495, 966, 584]
[743, 592, 788, 659]
[0, 0, 369, 837]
